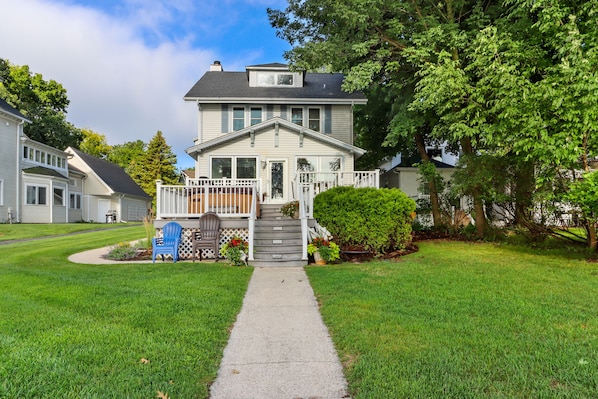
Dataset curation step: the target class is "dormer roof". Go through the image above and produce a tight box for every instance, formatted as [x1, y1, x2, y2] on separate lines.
[184, 63, 367, 105]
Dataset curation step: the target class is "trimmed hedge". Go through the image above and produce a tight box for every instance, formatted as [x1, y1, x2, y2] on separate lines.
[313, 186, 416, 254]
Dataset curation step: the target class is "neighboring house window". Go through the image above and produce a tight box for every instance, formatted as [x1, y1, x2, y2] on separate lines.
[28, 148, 34, 161]
[211, 157, 257, 179]
[250, 107, 262, 126]
[70, 193, 82, 209]
[23, 146, 29, 160]
[35, 150, 41, 162]
[26, 185, 47, 205]
[291, 108, 303, 126]
[53, 188, 65, 206]
[232, 107, 245, 131]
[0, 179, 4, 206]
[308, 108, 321, 131]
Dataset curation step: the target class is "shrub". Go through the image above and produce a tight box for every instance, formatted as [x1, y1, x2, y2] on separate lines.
[105, 242, 137, 260]
[313, 187, 416, 255]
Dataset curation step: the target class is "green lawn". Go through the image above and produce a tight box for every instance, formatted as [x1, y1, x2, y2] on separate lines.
[0, 222, 137, 241]
[306, 241, 598, 398]
[0, 226, 253, 399]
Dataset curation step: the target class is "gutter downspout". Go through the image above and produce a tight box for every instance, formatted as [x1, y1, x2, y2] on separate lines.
[16, 120, 24, 223]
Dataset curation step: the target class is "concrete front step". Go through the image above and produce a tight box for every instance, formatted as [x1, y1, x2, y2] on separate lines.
[249, 259, 307, 267]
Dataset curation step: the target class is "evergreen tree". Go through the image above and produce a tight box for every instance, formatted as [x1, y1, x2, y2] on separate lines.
[134, 131, 179, 200]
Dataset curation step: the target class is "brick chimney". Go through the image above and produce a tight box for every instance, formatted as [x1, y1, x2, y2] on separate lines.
[210, 61, 223, 72]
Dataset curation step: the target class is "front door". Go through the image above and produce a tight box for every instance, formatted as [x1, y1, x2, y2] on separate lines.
[268, 160, 286, 203]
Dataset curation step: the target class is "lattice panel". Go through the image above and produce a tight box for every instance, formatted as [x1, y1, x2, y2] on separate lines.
[155, 227, 249, 261]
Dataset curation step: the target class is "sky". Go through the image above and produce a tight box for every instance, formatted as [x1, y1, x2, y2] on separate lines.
[1, 0, 291, 169]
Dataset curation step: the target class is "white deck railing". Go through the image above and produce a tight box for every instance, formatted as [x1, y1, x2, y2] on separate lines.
[156, 179, 260, 219]
[295, 170, 380, 218]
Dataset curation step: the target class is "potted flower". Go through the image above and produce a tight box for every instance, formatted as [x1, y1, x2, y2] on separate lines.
[280, 200, 300, 218]
[220, 236, 248, 266]
[307, 236, 340, 265]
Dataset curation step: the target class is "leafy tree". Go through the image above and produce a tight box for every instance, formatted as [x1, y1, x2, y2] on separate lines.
[133, 131, 179, 201]
[566, 171, 598, 251]
[107, 140, 146, 174]
[0, 58, 81, 149]
[79, 129, 111, 159]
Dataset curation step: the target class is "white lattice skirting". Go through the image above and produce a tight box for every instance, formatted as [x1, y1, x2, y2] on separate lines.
[155, 226, 248, 260]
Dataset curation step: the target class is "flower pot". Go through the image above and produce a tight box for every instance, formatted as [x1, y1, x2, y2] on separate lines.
[313, 251, 326, 265]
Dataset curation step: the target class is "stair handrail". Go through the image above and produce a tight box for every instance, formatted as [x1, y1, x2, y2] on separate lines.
[248, 182, 257, 261]
[298, 182, 308, 261]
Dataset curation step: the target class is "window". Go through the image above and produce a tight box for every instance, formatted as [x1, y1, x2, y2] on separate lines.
[26, 185, 47, 205]
[0, 179, 3, 206]
[23, 146, 29, 160]
[277, 74, 293, 85]
[308, 108, 320, 131]
[69, 193, 82, 209]
[35, 150, 41, 162]
[211, 158, 232, 178]
[296, 156, 342, 174]
[29, 148, 34, 161]
[53, 188, 64, 206]
[291, 108, 303, 125]
[236, 158, 257, 179]
[211, 157, 258, 179]
[257, 72, 294, 87]
[250, 107, 262, 126]
[51, 155, 56, 166]
[232, 107, 245, 131]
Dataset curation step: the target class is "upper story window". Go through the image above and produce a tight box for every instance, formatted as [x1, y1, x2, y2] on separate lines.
[22, 145, 67, 170]
[233, 107, 245, 131]
[308, 108, 321, 132]
[257, 72, 294, 87]
[250, 107, 262, 126]
[291, 108, 303, 126]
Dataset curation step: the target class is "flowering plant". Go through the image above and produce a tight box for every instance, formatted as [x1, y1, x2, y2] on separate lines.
[307, 223, 341, 263]
[280, 200, 300, 218]
[219, 236, 248, 266]
[307, 237, 340, 262]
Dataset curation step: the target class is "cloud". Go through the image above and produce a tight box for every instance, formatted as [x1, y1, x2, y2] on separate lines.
[1, 0, 214, 168]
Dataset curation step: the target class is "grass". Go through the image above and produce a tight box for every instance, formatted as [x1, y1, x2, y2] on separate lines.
[306, 240, 598, 398]
[0, 226, 253, 398]
[0, 222, 137, 241]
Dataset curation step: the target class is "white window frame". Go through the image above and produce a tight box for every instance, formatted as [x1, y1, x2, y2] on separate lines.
[256, 72, 294, 87]
[69, 192, 82, 209]
[308, 107, 321, 132]
[291, 107, 303, 126]
[53, 187, 65, 206]
[0, 179, 4, 206]
[26, 184, 48, 205]
[210, 156, 258, 180]
[250, 106, 263, 126]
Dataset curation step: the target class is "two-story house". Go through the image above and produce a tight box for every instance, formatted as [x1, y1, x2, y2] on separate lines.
[182, 61, 371, 205]
[154, 62, 379, 265]
[1, 97, 81, 223]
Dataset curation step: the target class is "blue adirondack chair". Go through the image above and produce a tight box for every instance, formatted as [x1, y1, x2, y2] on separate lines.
[152, 221, 183, 263]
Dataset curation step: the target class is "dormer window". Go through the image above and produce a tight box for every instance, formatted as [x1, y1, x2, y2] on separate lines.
[257, 72, 294, 87]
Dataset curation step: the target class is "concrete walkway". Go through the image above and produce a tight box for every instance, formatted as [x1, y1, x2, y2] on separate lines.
[209, 267, 350, 399]
[67, 247, 349, 398]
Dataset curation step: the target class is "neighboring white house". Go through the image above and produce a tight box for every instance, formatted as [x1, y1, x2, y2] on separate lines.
[66, 147, 152, 223]
[1, 97, 82, 223]
[1, 97, 151, 224]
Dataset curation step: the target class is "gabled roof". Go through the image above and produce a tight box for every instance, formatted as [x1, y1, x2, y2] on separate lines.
[22, 166, 68, 179]
[186, 117, 366, 158]
[68, 147, 151, 199]
[184, 71, 367, 104]
[392, 154, 455, 169]
[0, 97, 30, 122]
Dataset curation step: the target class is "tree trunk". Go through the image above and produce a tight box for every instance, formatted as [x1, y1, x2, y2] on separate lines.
[513, 160, 535, 227]
[415, 133, 442, 227]
[588, 223, 597, 251]
[461, 136, 487, 238]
